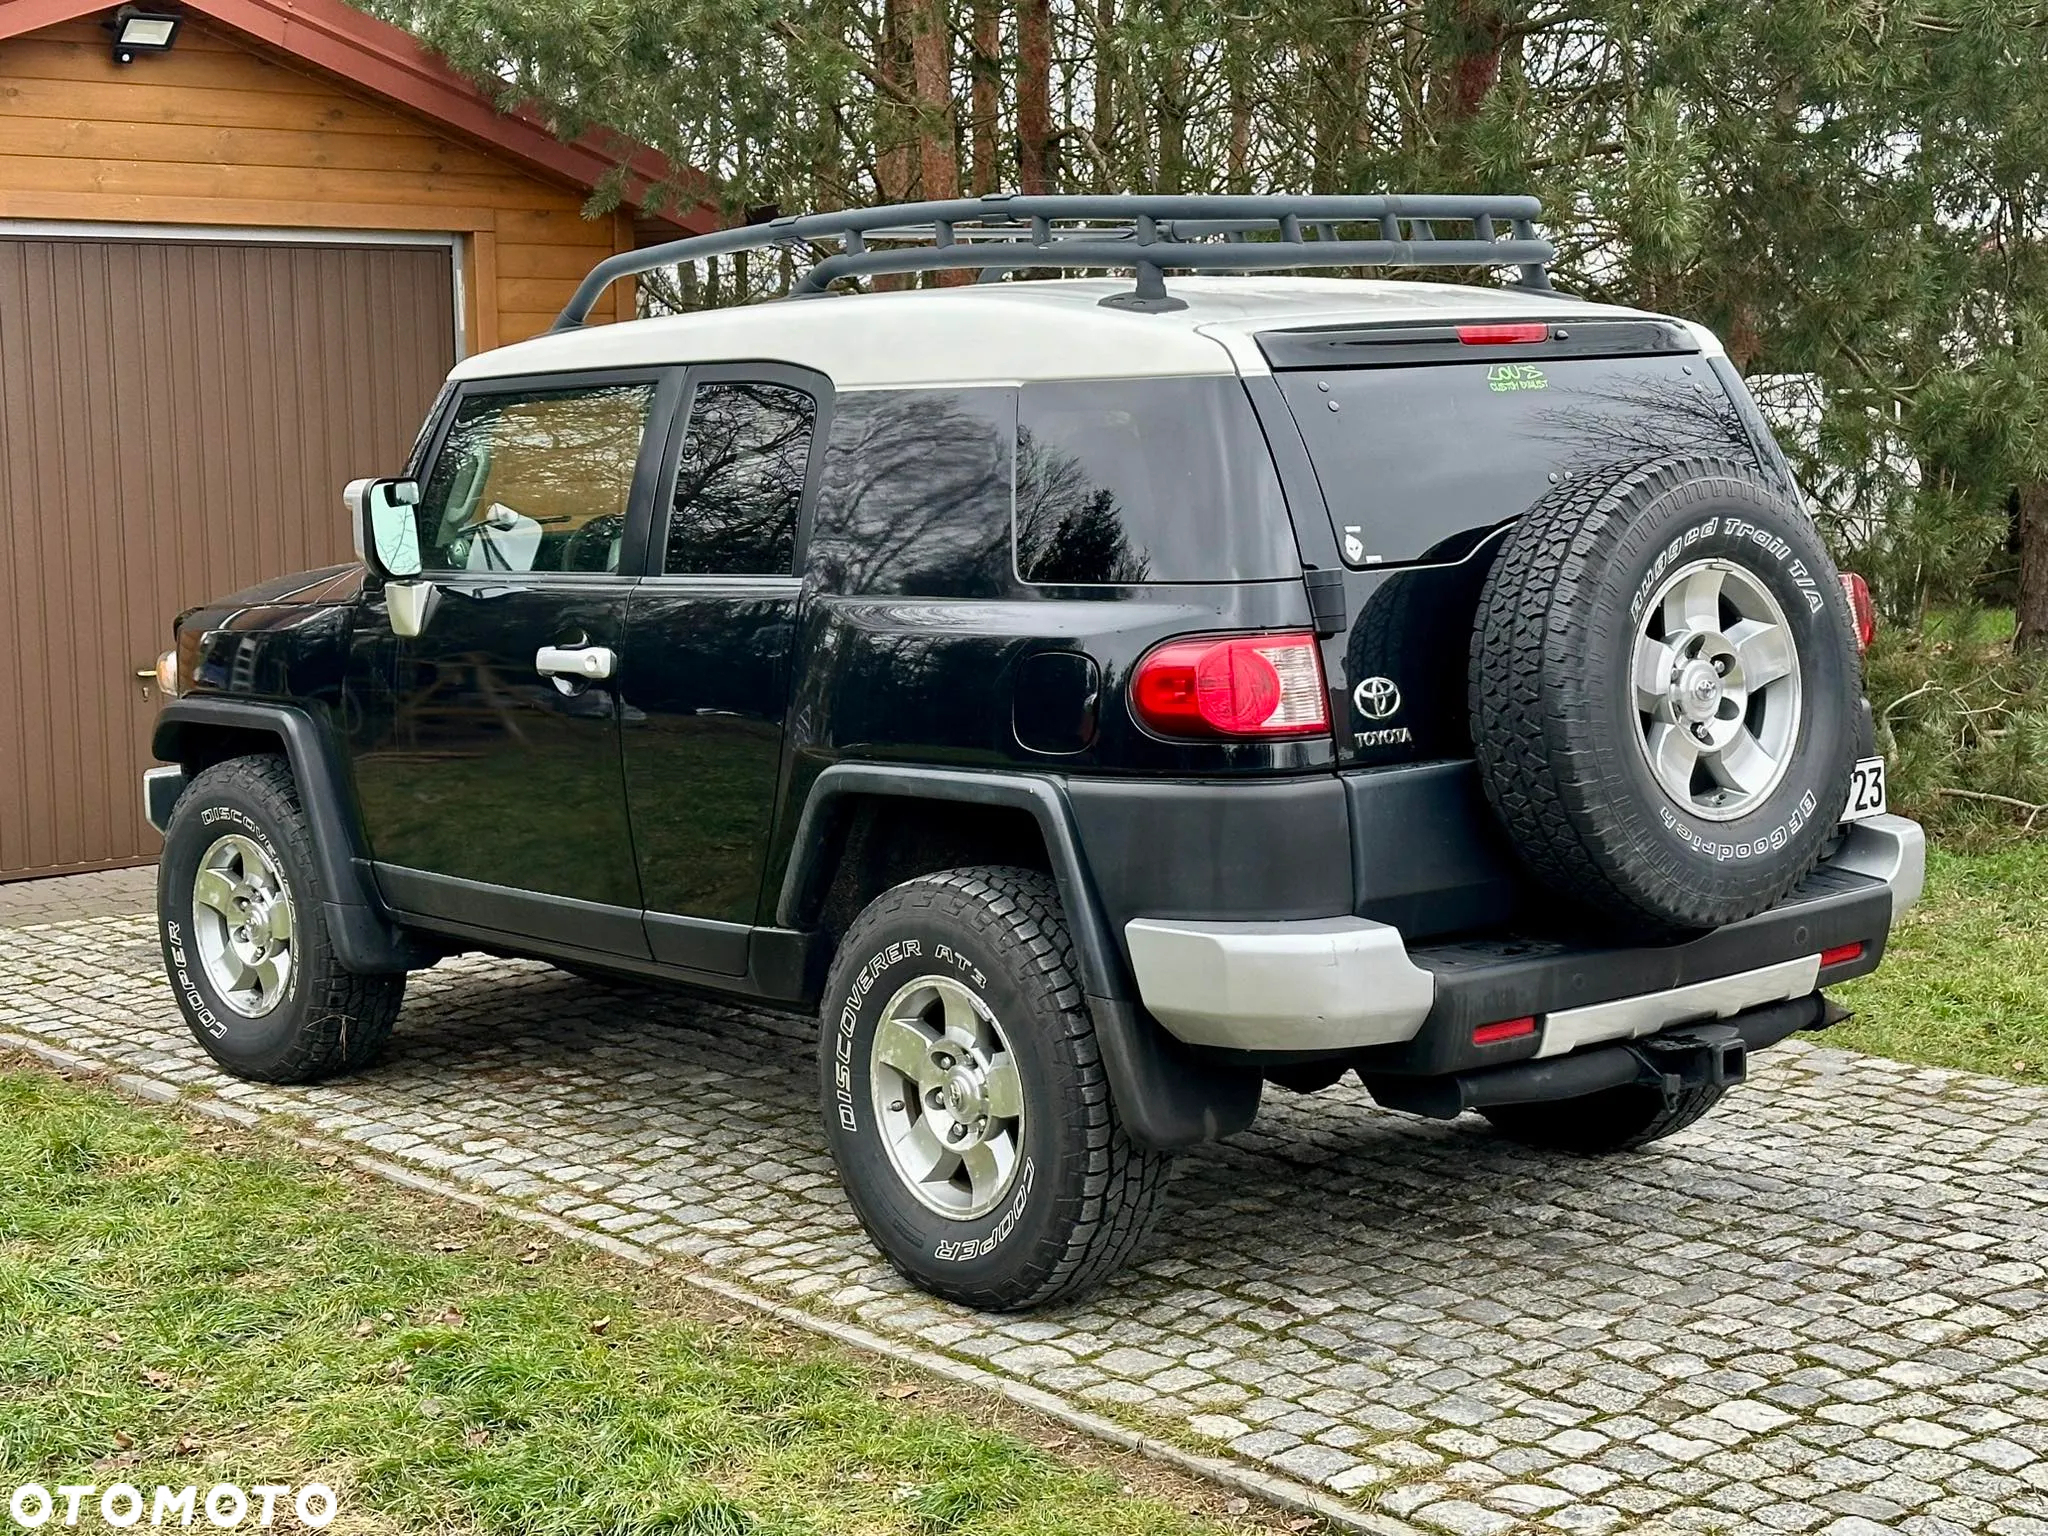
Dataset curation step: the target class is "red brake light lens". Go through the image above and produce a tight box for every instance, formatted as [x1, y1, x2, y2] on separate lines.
[1457, 323, 1549, 345]
[1820, 941, 1866, 968]
[1131, 632, 1330, 739]
[1839, 572, 1876, 652]
[1472, 1016, 1538, 1046]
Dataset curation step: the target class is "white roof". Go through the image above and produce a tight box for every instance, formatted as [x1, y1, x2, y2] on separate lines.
[451, 275, 1707, 390]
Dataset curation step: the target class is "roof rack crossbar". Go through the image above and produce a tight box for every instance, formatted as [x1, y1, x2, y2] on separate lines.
[551, 192, 1554, 331]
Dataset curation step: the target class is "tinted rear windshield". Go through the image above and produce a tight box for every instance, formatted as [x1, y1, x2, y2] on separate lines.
[1279, 354, 1758, 568]
[1015, 377, 1297, 584]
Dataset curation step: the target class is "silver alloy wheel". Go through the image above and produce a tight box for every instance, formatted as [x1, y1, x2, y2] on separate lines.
[1631, 558, 1803, 822]
[190, 832, 296, 1018]
[868, 974, 1026, 1220]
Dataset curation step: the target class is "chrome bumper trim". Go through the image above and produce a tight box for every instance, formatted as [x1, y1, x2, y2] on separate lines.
[1124, 915, 1434, 1052]
[1533, 953, 1821, 1059]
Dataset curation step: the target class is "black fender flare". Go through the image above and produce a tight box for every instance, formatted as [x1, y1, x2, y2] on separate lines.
[777, 763, 1262, 1150]
[152, 698, 422, 973]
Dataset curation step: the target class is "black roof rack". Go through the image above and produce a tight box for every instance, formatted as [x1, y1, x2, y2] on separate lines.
[552, 192, 1554, 332]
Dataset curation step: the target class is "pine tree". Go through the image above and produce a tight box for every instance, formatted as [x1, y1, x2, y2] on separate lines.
[362, 0, 2048, 650]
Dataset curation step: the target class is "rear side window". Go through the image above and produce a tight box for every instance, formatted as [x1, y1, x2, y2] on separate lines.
[1280, 354, 1755, 568]
[810, 388, 1013, 597]
[1015, 378, 1296, 584]
[664, 380, 814, 576]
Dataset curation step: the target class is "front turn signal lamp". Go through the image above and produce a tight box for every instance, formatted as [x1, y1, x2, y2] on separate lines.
[154, 649, 182, 698]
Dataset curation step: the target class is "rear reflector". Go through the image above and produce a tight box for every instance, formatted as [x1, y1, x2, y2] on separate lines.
[1130, 632, 1330, 740]
[1472, 1016, 1538, 1046]
[1457, 323, 1549, 345]
[1820, 942, 1866, 967]
[1839, 572, 1876, 652]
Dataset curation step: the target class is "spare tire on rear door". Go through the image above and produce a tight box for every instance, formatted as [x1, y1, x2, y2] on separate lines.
[1469, 454, 1860, 935]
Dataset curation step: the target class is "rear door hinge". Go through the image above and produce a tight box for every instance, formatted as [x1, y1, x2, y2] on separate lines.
[1303, 567, 1348, 638]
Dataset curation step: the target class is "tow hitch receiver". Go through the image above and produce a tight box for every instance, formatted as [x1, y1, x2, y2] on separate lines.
[1364, 992, 1838, 1120]
[1637, 1024, 1747, 1102]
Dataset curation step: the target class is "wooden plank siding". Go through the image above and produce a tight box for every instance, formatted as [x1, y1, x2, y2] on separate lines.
[0, 18, 634, 341]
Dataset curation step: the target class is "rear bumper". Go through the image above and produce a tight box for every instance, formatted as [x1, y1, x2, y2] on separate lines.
[1365, 992, 1844, 1120]
[1122, 915, 1434, 1053]
[1125, 814, 1923, 1062]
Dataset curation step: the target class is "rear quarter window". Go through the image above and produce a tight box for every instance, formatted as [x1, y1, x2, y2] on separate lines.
[1281, 354, 1757, 568]
[1015, 377, 1298, 584]
[809, 388, 1014, 597]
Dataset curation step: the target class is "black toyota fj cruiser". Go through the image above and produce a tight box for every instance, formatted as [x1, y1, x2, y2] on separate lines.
[148, 195, 1921, 1311]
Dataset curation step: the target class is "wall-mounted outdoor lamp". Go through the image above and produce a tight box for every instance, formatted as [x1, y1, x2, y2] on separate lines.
[107, 5, 182, 64]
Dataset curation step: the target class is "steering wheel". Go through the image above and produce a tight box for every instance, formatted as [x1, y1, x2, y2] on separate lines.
[563, 514, 625, 574]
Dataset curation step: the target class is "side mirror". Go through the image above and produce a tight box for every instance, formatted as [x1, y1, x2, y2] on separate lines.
[345, 477, 422, 580]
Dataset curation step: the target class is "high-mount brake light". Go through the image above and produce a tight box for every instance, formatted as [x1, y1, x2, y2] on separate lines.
[1839, 572, 1876, 652]
[1131, 633, 1330, 740]
[1457, 322, 1549, 345]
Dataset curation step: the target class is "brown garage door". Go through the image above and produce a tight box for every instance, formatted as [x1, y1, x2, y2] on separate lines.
[0, 235, 455, 881]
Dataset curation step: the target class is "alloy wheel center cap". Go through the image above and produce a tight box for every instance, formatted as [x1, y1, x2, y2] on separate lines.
[942, 1066, 985, 1122]
[1675, 657, 1724, 723]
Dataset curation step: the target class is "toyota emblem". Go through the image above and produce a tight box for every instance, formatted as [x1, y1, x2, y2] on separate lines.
[1353, 676, 1402, 720]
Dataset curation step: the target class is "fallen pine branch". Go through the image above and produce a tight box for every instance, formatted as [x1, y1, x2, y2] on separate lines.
[1932, 788, 2048, 832]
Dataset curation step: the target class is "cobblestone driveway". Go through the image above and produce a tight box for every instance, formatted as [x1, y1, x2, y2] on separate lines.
[4, 884, 2046, 1536]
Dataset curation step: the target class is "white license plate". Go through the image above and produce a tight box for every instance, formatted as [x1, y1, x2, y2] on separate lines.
[1842, 756, 1888, 822]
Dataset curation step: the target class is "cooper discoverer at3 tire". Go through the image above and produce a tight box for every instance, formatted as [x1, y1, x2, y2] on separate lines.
[817, 866, 1173, 1311]
[1470, 454, 1862, 934]
[158, 755, 405, 1083]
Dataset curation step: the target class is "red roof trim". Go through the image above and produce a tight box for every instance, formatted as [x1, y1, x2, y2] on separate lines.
[0, 0, 717, 232]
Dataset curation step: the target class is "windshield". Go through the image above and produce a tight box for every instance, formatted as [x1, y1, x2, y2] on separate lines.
[1279, 354, 1758, 568]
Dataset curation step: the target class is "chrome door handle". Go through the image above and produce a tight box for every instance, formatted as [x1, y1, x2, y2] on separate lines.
[535, 644, 617, 680]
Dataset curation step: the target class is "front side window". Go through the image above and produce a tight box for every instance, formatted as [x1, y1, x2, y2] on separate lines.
[664, 381, 815, 576]
[414, 382, 654, 575]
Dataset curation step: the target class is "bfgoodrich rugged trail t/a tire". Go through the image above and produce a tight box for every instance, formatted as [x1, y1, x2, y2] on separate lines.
[158, 755, 405, 1083]
[1470, 454, 1862, 935]
[818, 866, 1173, 1311]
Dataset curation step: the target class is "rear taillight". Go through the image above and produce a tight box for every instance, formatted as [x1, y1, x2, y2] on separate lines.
[1457, 322, 1549, 345]
[1840, 572, 1876, 652]
[1130, 632, 1330, 740]
[1820, 941, 1866, 968]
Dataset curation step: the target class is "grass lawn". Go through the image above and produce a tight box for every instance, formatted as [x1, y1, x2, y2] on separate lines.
[0, 1069, 1282, 1536]
[1831, 837, 2048, 1081]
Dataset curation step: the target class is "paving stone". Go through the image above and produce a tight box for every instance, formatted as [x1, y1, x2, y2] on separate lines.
[0, 866, 153, 925]
[1753, 1503, 1832, 1531]
[1488, 1482, 1574, 1513]
[1545, 1506, 1625, 1534]
[1413, 1499, 1516, 1535]
[1268, 1442, 1359, 1484]
[8, 885, 2048, 1535]
[1712, 1399, 1801, 1433]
